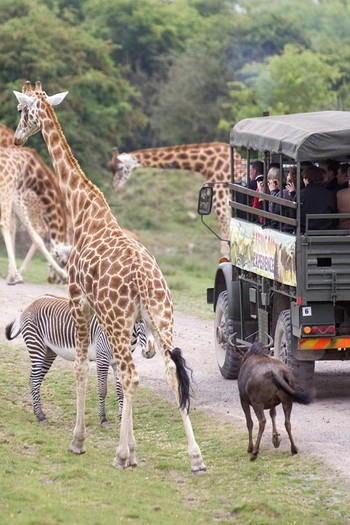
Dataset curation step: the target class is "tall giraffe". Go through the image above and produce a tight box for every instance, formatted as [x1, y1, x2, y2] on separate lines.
[0, 123, 15, 147]
[0, 146, 70, 284]
[108, 143, 246, 255]
[13, 81, 205, 473]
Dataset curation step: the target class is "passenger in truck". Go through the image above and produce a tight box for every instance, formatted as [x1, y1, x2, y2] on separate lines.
[320, 159, 340, 193]
[289, 165, 337, 232]
[336, 174, 350, 230]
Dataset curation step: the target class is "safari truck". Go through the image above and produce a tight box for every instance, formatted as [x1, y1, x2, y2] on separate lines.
[198, 111, 350, 385]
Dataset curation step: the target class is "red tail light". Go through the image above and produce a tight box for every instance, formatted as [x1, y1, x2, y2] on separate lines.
[302, 325, 336, 336]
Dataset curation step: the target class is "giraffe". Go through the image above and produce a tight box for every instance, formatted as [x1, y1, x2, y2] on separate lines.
[0, 146, 71, 284]
[107, 143, 246, 255]
[0, 123, 15, 147]
[13, 81, 206, 473]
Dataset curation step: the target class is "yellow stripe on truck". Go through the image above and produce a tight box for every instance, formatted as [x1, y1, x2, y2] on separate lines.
[298, 337, 350, 350]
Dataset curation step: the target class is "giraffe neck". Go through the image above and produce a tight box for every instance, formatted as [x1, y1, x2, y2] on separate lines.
[28, 149, 68, 244]
[0, 123, 15, 147]
[132, 142, 231, 182]
[39, 101, 109, 224]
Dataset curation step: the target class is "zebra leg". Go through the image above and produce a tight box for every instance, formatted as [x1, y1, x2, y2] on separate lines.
[29, 348, 56, 423]
[96, 355, 110, 428]
[111, 361, 124, 420]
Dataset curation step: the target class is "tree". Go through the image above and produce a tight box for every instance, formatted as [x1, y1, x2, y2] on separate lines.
[150, 47, 229, 145]
[0, 0, 137, 184]
[221, 44, 341, 132]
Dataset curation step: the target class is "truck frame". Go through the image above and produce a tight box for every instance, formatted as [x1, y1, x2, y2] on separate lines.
[198, 111, 350, 385]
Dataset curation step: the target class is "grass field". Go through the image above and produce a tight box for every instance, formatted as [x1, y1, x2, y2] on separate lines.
[1, 167, 350, 524]
[1, 343, 350, 525]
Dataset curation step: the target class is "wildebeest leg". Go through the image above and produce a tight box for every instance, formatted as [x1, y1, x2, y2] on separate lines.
[240, 398, 254, 453]
[282, 399, 298, 455]
[251, 405, 266, 461]
[270, 406, 281, 448]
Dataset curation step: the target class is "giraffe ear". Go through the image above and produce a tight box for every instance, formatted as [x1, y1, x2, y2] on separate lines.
[13, 90, 35, 107]
[47, 91, 69, 106]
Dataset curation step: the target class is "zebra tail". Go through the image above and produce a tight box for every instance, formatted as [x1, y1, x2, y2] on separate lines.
[170, 347, 194, 413]
[5, 320, 21, 341]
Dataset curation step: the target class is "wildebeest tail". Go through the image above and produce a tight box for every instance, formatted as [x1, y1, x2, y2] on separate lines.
[272, 372, 313, 405]
[290, 389, 313, 405]
[170, 347, 194, 413]
[5, 319, 21, 341]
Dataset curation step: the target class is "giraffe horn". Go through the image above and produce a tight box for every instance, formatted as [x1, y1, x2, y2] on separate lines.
[35, 81, 42, 91]
[22, 81, 33, 94]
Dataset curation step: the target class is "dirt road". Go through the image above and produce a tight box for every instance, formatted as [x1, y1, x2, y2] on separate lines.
[1, 278, 350, 485]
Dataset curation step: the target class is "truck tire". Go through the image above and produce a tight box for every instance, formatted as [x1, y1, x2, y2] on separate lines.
[214, 291, 241, 379]
[274, 309, 314, 387]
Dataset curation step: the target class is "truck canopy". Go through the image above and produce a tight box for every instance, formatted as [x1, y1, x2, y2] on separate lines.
[230, 111, 350, 162]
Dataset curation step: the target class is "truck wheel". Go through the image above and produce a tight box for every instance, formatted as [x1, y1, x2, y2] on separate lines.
[274, 309, 314, 387]
[214, 291, 241, 379]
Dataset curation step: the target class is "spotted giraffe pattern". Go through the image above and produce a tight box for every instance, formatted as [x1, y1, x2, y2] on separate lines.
[0, 146, 70, 284]
[0, 123, 15, 147]
[13, 81, 205, 473]
[108, 143, 246, 255]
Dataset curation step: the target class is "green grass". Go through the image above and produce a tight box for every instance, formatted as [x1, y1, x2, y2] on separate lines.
[1, 343, 350, 525]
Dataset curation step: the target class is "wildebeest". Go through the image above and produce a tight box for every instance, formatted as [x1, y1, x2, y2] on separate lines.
[238, 341, 313, 461]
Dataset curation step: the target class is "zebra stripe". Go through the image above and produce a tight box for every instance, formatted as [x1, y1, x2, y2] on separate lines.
[5, 294, 154, 426]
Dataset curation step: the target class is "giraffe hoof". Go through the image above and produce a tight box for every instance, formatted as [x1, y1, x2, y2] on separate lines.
[112, 457, 128, 469]
[68, 442, 86, 455]
[191, 467, 207, 475]
[7, 273, 24, 285]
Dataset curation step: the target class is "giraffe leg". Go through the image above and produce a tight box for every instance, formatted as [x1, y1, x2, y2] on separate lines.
[69, 301, 92, 455]
[13, 199, 68, 282]
[19, 243, 38, 275]
[165, 349, 206, 473]
[2, 226, 23, 284]
[113, 358, 139, 469]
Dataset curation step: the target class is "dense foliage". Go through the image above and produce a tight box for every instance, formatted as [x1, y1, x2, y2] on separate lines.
[1, 0, 350, 186]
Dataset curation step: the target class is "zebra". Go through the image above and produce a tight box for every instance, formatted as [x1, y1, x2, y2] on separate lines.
[5, 294, 156, 427]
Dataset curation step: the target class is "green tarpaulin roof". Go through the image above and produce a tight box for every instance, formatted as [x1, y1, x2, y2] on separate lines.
[230, 111, 350, 161]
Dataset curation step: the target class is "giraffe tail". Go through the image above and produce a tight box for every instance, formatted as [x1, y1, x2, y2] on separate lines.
[169, 347, 194, 412]
[5, 319, 21, 341]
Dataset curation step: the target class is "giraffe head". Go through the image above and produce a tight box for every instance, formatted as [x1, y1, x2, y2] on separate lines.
[108, 147, 141, 190]
[13, 81, 68, 146]
[47, 240, 71, 284]
[50, 240, 72, 267]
